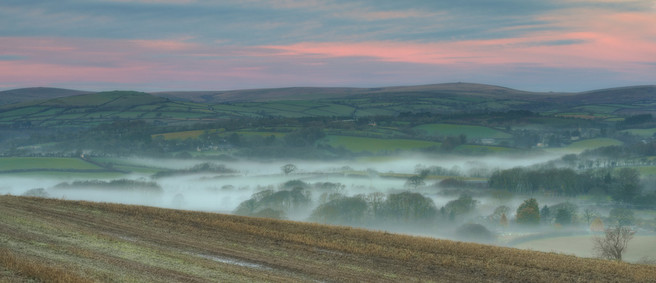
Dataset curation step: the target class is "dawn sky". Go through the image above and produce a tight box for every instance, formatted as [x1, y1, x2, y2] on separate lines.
[1, 0, 655, 92]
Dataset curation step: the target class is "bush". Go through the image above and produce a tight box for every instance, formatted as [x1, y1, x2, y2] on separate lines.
[22, 188, 49, 198]
[456, 223, 495, 243]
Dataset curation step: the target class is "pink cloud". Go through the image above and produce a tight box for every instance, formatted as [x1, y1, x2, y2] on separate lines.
[130, 39, 199, 51]
[1, 5, 654, 92]
[262, 8, 656, 71]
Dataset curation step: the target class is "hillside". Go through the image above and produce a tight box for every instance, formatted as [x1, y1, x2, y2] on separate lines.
[1, 195, 654, 282]
[0, 83, 655, 129]
[154, 83, 551, 103]
[0, 91, 178, 128]
[0, 87, 91, 105]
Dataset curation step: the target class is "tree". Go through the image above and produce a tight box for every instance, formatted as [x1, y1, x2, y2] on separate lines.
[405, 175, 426, 189]
[516, 198, 540, 225]
[500, 213, 509, 227]
[540, 205, 552, 224]
[380, 192, 437, 223]
[309, 195, 368, 225]
[456, 223, 495, 243]
[550, 202, 577, 226]
[554, 208, 573, 226]
[611, 168, 641, 203]
[444, 194, 478, 217]
[281, 163, 297, 175]
[593, 225, 635, 261]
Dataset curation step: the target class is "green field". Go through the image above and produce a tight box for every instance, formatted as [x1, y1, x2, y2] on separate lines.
[636, 166, 656, 176]
[565, 138, 624, 150]
[153, 129, 225, 140]
[0, 157, 102, 171]
[5, 171, 125, 179]
[322, 135, 441, 153]
[620, 128, 656, 137]
[454, 144, 515, 154]
[413, 123, 511, 139]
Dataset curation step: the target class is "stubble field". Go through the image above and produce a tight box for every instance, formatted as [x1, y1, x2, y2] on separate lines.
[1, 195, 655, 282]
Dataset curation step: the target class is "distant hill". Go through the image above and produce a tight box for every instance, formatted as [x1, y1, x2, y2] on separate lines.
[153, 87, 364, 103]
[0, 91, 173, 128]
[0, 91, 168, 110]
[0, 83, 654, 128]
[0, 87, 91, 105]
[153, 83, 554, 103]
[37, 91, 168, 108]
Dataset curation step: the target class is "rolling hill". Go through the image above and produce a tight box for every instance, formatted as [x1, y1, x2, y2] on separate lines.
[0, 83, 654, 129]
[1, 195, 654, 282]
[153, 83, 555, 103]
[0, 87, 91, 105]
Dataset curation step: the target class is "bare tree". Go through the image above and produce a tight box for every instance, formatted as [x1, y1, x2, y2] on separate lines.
[593, 225, 635, 261]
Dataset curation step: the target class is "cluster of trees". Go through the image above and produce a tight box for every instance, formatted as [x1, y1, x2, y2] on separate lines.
[234, 178, 490, 231]
[488, 166, 648, 205]
[512, 198, 637, 230]
[151, 163, 236, 178]
[234, 186, 312, 219]
[53, 179, 162, 192]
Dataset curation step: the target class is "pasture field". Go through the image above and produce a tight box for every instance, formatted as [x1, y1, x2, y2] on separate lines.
[3, 171, 125, 179]
[513, 234, 656, 264]
[565, 138, 623, 150]
[636, 166, 656, 176]
[1, 196, 654, 282]
[153, 129, 225, 140]
[0, 107, 50, 117]
[555, 112, 609, 120]
[234, 131, 287, 137]
[620, 128, 656, 137]
[453, 144, 515, 154]
[322, 135, 441, 153]
[413, 123, 511, 139]
[353, 108, 397, 116]
[573, 105, 620, 114]
[152, 129, 287, 141]
[0, 157, 102, 171]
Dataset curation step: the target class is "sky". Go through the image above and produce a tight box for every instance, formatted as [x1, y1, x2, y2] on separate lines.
[0, 0, 655, 92]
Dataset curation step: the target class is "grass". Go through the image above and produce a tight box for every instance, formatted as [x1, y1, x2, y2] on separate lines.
[620, 128, 656, 137]
[3, 171, 125, 179]
[1, 196, 654, 282]
[454, 144, 515, 154]
[322, 135, 441, 153]
[153, 129, 224, 140]
[413, 123, 511, 139]
[565, 138, 624, 150]
[636, 166, 656, 176]
[0, 157, 103, 171]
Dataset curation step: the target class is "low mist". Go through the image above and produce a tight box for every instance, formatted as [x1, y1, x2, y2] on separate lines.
[7, 150, 649, 258]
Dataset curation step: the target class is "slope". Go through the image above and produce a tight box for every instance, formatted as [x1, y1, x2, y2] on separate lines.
[1, 195, 654, 282]
[154, 82, 550, 103]
[0, 87, 91, 105]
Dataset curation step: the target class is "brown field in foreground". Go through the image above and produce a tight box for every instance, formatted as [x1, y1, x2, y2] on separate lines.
[1, 196, 655, 282]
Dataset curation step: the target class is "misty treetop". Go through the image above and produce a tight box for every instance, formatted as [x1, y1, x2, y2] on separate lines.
[516, 198, 540, 225]
[488, 166, 646, 205]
